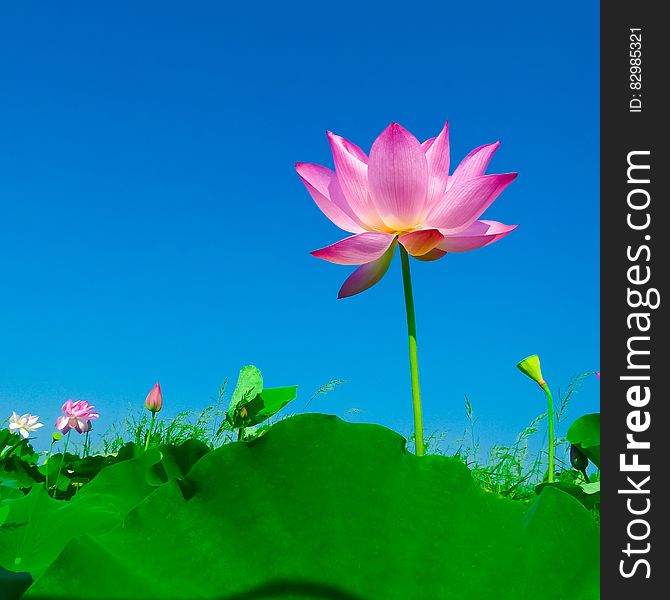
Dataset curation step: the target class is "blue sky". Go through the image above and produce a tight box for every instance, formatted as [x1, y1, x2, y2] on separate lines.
[0, 1, 599, 452]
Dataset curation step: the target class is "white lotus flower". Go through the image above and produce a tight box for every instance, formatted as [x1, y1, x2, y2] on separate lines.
[8, 412, 44, 439]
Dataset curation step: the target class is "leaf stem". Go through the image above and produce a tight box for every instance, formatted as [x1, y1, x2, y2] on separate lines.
[399, 245, 425, 457]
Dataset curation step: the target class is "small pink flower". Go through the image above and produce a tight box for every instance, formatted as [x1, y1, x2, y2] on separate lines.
[297, 122, 518, 297]
[55, 400, 100, 434]
[145, 382, 163, 413]
[596, 372, 600, 380]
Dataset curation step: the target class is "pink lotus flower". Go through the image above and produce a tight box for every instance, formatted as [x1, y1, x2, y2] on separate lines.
[596, 371, 600, 380]
[8, 412, 44, 439]
[297, 122, 518, 297]
[55, 400, 100, 434]
[145, 382, 163, 413]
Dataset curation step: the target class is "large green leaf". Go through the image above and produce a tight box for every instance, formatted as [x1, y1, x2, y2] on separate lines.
[0, 485, 119, 577]
[0, 483, 25, 502]
[535, 481, 601, 511]
[144, 439, 210, 486]
[567, 413, 600, 468]
[0, 505, 9, 526]
[74, 439, 209, 515]
[0, 439, 209, 578]
[70, 449, 162, 516]
[27, 414, 599, 599]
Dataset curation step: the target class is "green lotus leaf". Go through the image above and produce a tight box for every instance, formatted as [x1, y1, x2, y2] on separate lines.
[0, 485, 119, 577]
[226, 365, 298, 429]
[254, 386, 298, 423]
[27, 414, 599, 600]
[580, 481, 600, 495]
[228, 365, 264, 414]
[144, 439, 210, 486]
[535, 481, 600, 512]
[0, 436, 209, 580]
[567, 413, 600, 469]
[0, 457, 44, 489]
[0, 484, 24, 502]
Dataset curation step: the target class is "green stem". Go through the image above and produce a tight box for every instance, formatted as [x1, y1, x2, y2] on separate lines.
[540, 382, 555, 483]
[145, 412, 156, 451]
[52, 431, 71, 498]
[45, 439, 55, 491]
[237, 427, 244, 442]
[399, 245, 425, 457]
[83, 430, 90, 457]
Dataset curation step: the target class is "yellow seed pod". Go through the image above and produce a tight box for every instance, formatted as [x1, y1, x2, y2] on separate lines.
[516, 354, 545, 386]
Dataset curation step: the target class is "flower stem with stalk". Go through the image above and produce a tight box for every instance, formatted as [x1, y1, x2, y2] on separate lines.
[45, 432, 62, 493]
[145, 412, 156, 451]
[51, 431, 71, 497]
[516, 355, 556, 483]
[540, 381, 555, 483]
[399, 245, 425, 457]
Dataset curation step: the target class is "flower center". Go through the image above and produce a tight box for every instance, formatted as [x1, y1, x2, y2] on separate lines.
[373, 224, 422, 236]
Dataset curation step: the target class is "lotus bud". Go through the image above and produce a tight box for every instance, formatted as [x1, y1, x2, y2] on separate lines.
[145, 382, 163, 414]
[516, 355, 545, 387]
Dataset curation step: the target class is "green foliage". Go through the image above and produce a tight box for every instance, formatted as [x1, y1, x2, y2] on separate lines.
[98, 379, 232, 455]
[0, 439, 209, 579]
[229, 365, 264, 410]
[99, 404, 229, 455]
[0, 484, 119, 578]
[430, 373, 596, 503]
[567, 413, 600, 469]
[301, 378, 347, 412]
[0, 370, 598, 598]
[223, 365, 298, 433]
[0, 431, 44, 490]
[536, 411, 601, 513]
[536, 480, 600, 512]
[447, 399, 546, 500]
[25, 415, 599, 600]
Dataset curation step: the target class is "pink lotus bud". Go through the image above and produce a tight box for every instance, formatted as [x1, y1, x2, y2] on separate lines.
[145, 382, 163, 413]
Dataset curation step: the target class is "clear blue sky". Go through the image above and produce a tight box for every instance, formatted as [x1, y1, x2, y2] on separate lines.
[0, 1, 599, 451]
